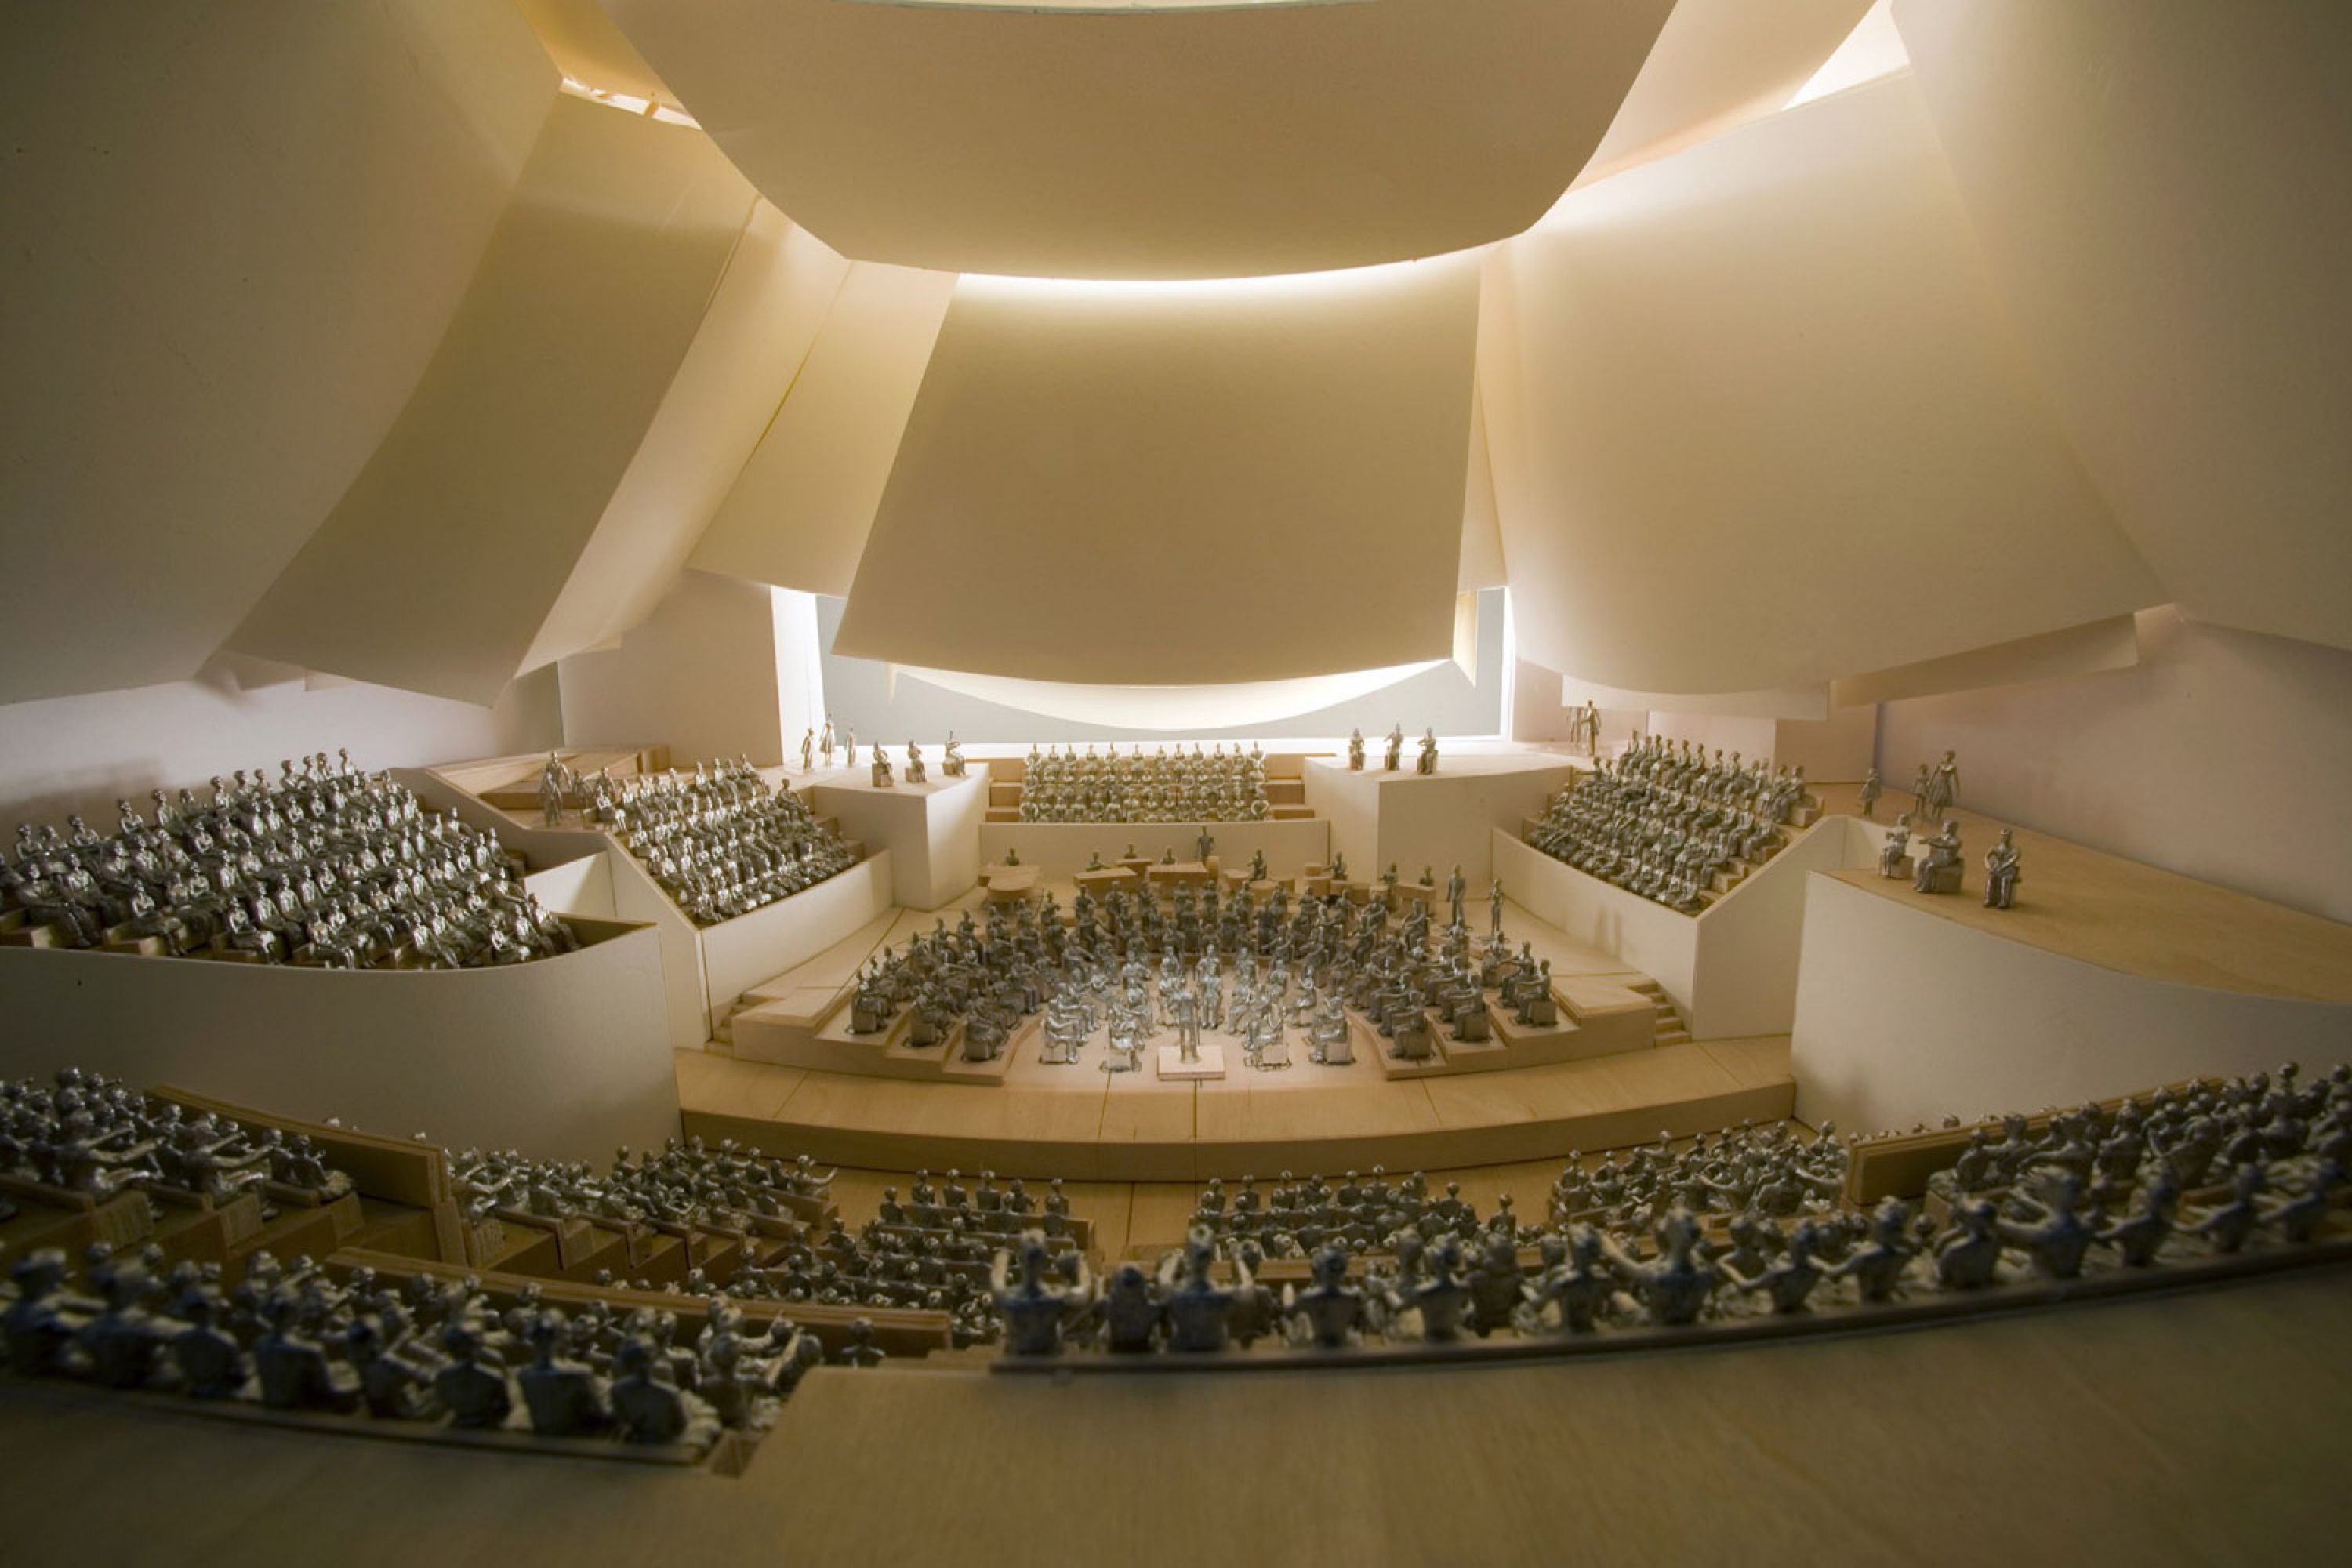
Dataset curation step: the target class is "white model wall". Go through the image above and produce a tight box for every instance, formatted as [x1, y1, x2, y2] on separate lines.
[1791, 875, 2352, 1135]
[0, 927, 678, 1163]
[0, 0, 556, 705]
[1878, 608, 2352, 924]
[0, 659, 561, 829]
[557, 571, 788, 766]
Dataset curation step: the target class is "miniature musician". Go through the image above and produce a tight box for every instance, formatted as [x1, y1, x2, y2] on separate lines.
[1416, 728, 1439, 775]
[1913, 819, 1963, 895]
[1878, 825, 1912, 880]
[1347, 728, 1366, 771]
[1982, 826, 2022, 910]
[1383, 724, 1404, 771]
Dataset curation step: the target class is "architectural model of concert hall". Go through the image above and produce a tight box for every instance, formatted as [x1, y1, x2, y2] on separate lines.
[3, 2, 2348, 1563]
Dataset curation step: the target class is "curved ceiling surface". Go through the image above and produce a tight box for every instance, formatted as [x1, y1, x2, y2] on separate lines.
[597, 0, 1675, 278]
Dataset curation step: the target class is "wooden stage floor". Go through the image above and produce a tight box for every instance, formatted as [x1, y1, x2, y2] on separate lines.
[677, 1033, 1793, 1183]
[1817, 784, 2352, 1003]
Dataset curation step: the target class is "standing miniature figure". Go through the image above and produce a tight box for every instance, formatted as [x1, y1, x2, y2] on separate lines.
[819, 716, 837, 768]
[1857, 768, 1881, 819]
[1907, 761, 1932, 824]
[800, 729, 815, 772]
[1171, 983, 1202, 1065]
[844, 728, 858, 768]
[1383, 724, 1404, 771]
[1446, 865, 1467, 928]
[1416, 728, 1439, 775]
[1924, 750, 1960, 820]
[1571, 700, 1602, 755]
[1347, 729, 1366, 771]
[1489, 879, 1505, 938]
[1982, 826, 2022, 910]
[537, 753, 570, 827]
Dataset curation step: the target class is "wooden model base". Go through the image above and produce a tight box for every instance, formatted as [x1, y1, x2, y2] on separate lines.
[1156, 1043, 1226, 1081]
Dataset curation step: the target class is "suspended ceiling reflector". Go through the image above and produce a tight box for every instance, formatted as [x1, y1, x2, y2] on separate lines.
[833, 255, 1483, 684]
[596, 0, 1674, 278]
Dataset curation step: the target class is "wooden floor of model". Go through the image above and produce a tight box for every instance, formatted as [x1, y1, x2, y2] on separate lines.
[1813, 782, 2352, 1002]
[677, 1033, 1792, 1182]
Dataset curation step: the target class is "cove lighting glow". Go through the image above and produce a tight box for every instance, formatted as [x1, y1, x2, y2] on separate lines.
[893, 661, 1447, 730]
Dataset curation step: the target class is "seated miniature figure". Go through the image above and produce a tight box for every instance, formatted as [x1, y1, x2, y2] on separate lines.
[517, 1309, 613, 1437]
[1913, 820, 1964, 895]
[1982, 826, 2022, 909]
[1878, 825, 1914, 880]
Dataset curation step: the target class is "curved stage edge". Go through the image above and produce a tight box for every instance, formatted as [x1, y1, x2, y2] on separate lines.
[676, 1035, 1794, 1182]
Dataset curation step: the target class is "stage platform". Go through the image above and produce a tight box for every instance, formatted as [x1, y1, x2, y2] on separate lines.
[1794, 789, 2352, 1135]
[677, 1033, 1791, 1182]
[1820, 795, 2352, 1003]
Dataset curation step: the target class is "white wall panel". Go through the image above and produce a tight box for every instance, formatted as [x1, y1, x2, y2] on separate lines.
[526, 203, 845, 670]
[0, 0, 555, 703]
[688, 262, 949, 597]
[557, 570, 786, 766]
[1896, 0, 2352, 654]
[1574, 0, 1873, 187]
[1458, 384, 1508, 592]
[1489, 77, 2160, 695]
[835, 256, 1483, 684]
[229, 100, 755, 704]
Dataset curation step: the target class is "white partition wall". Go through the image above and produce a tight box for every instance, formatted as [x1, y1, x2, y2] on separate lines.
[0, 926, 676, 1164]
[809, 768, 988, 910]
[699, 854, 894, 1028]
[1493, 815, 1858, 1040]
[1493, 829, 1697, 1014]
[1791, 874, 2352, 1136]
[1307, 753, 1580, 889]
